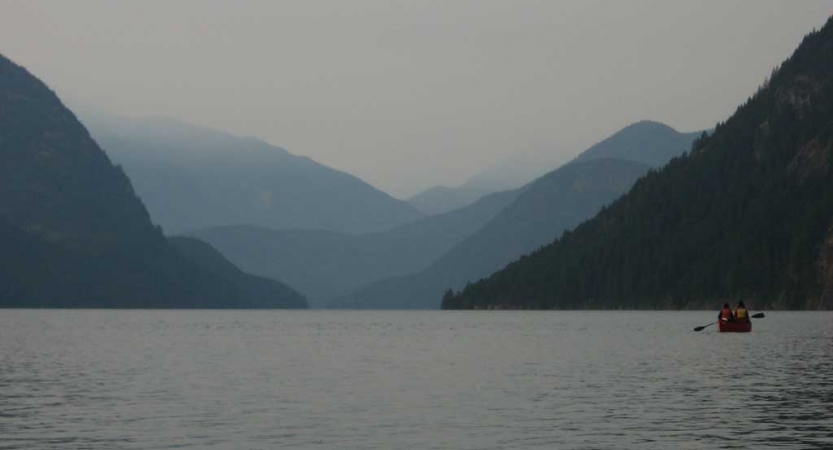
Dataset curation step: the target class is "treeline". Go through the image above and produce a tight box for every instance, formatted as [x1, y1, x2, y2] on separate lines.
[443, 18, 833, 310]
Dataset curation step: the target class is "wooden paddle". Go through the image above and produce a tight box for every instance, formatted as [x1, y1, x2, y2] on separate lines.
[693, 321, 717, 332]
[693, 312, 765, 331]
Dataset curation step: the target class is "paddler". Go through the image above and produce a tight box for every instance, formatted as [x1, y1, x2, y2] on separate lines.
[718, 303, 734, 322]
[734, 301, 750, 323]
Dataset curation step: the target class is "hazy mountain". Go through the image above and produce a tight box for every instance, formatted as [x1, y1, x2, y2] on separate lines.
[407, 122, 696, 216]
[408, 149, 573, 215]
[407, 185, 492, 216]
[190, 188, 521, 307]
[75, 108, 424, 235]
[461, 151, 572, 193]
[333, 159, 650, 309]
[572, 120, 703, 167]
[168, 237, 307, 309]
[336, 121, 701, 309]
[0, 53, 305, 308]
[444, 19, 833, 310]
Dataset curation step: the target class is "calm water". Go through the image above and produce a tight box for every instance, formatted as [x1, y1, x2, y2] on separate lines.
[1, 310, 831, 450]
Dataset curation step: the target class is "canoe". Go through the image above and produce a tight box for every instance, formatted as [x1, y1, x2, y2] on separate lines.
[718, 320, 752, 333]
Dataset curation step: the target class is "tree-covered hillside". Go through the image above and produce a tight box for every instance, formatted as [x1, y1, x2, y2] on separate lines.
[443, 19, 833, 310]
[335, 158, 652, 309]
[0, 53, 305, 308]
[336, 121, 699, 309]
[168, 237, 307, 309]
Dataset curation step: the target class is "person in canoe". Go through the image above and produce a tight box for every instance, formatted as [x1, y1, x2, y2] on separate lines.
[734, 301, 750, 323]
[718, 303, 735, 322]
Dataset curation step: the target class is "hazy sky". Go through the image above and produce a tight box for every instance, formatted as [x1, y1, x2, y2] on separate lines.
[1, 1, 831, 197]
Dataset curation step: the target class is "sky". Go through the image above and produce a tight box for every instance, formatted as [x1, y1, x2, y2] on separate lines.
[1, 1, 831, 198]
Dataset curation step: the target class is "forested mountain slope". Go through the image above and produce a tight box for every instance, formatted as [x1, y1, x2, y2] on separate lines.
[339, 121, 700, 309]
[0, 53, 305, 308]
[444, 20, 833, 310]
[334, 159, 650, 308]
[168, 237, 307, 309]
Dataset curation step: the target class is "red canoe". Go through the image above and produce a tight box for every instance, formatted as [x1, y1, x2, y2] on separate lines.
[718, 320, 752, 332]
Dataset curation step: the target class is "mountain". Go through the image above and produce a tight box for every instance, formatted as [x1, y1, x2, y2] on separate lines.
[572, 121, 703, 167]
[75, 108, 423, 235]
[336, 121, 701, 309]
[333, 159, 650, 309]
[408, 149, 576, 216]
[189, 188, 521, 307]
[407, 121, 700, 217]
[464, 149, 573, 193]
[443, 19, 833, 310]
[0, 53, 305, 308]
[168, 237, 307, 309]
[407, 185, 492, 216]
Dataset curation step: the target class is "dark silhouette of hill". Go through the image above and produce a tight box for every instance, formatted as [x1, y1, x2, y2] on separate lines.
[189, 188, 521, 306]
[335, 121, 700, 309]
[168, 237, 307, 309]
[0, 53, 305, 308]
[75, 109, 424, 234]
[444, 19, 833, 310]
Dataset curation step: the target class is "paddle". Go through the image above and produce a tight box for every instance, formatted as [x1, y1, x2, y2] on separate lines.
[693, 312, 765, 332]
[693, 322, 716, 332]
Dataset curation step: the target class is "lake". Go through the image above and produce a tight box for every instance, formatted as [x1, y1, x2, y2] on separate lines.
[1, 310, 831, 449]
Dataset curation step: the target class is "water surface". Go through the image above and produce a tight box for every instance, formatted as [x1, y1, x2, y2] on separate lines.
[1, 310, 831, 449]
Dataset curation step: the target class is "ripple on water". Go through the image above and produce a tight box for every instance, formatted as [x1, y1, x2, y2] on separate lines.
[0, 310, 831, 449]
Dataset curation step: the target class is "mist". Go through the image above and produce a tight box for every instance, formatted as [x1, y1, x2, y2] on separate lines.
[1, 0, 830, 196]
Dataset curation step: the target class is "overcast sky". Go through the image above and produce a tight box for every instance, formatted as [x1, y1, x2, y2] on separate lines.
[1, 1, 831, 197]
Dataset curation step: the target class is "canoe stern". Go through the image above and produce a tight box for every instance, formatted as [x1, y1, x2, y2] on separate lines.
[718, 320, 752, 332]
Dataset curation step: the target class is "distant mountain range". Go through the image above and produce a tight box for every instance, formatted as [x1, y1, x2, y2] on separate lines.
[407, 122, 700, 216]
[168, 237, 307, 309]
[406, 185, 493, 216]
[335, 121, 702, 309]
[76, 108, 424, 235]
[0, 53, 306, 308]
[190, 188, 521, 307]
[572, 121, 704, 167]
[443, 17, 833, 310]
[407, 149, 573, 215]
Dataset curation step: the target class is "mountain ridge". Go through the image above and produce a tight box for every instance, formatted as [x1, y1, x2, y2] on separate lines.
[190, 187, 522, 306]
[76, 107, 424, 235]
[0, 53, 306, 308]
[406, 184, 492, 216]
[335, 120, 701, 309]
[443, 18, 833, 310]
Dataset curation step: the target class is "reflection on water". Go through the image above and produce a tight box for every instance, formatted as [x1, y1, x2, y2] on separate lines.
[1, 310, 831, 449]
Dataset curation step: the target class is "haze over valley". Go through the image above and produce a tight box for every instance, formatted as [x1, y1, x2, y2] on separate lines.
[4, 4, 833, 449]
[1, 3, 831, 311]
